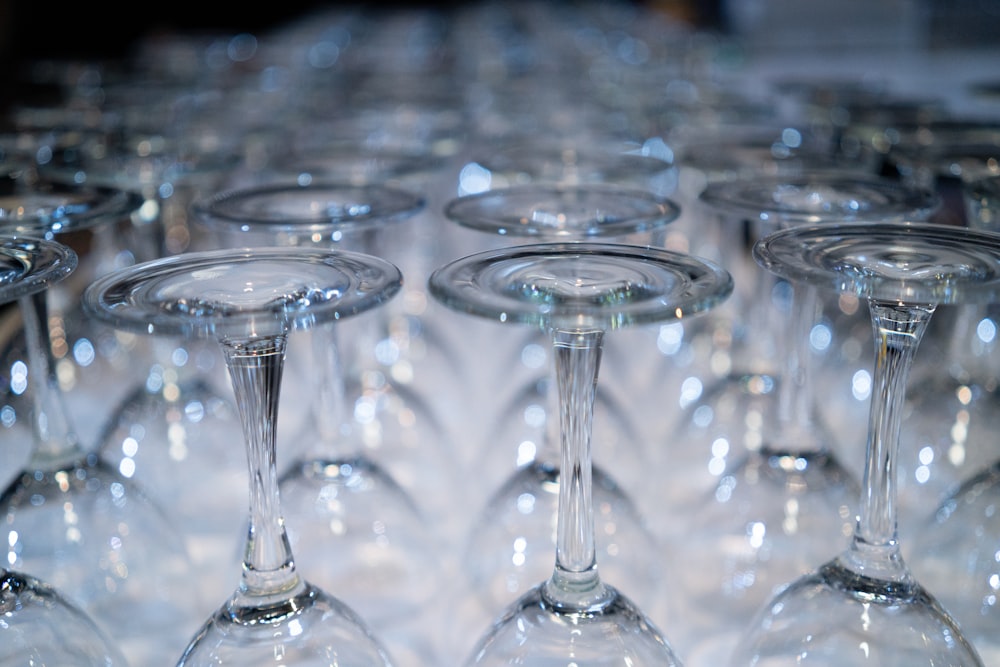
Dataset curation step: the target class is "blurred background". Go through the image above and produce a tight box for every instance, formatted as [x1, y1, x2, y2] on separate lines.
[2, 0, 998, 68]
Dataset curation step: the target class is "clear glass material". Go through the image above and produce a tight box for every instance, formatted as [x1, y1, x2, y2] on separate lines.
[39, 128, 253, 607]
[428, 242, 733, 666]
[458, 141, 679, 198]
[0, 216, 200, 664]
[0, 174, 145, 454]
[0, 567, 129, 666]
[439, 183, 683, 652]
[83, 246, 403, 666]
[663, 171, 938, 663]
[907, 172, 1000, 665]
[191, 180, 445, 667]
[731, 222, 995, 667]
[444, 182, 679, 241]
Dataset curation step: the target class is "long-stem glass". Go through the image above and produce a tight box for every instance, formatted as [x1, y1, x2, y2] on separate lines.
[428, 242, 733, 666]
[0, 184, 200, 665]
[438, 183, 683, 649]
[40, 127, 253, 605]
[908, 172, 1000, 665]
[0, 236, 126, 665]
[664, 171, 938, 665]
[191, 180, 446, 667]
[82, 246, 403, 666]
[732, 222, 993, 667]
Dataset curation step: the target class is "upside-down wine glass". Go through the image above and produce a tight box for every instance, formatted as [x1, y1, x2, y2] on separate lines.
[907, 172, 1000, 665]
[0, 234, 127, 667]
[665, 171, 938, 666]
[732, 221, 992, 667]
[0, 168, 145, 468]
[0, 200, 200, 663]
[428, 242, 733, 666]
[190, 180, 447, 667]
[0, 566, 129, 666]
[83, 246, 401, 666]
[439, 183, 683, 640]
[880, 129, 1000, 528]
[41, 129, 253, 601]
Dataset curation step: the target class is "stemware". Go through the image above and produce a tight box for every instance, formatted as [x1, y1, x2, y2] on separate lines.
[731, 222, 992, 667]
[428, 242, 733, 666]
[83, 246, 401, 666]
[0, 230, 199, 663]
[0, 234, 127, 667]
[0, 172, 145, 459]
[906, 172, 1000, 664]
[39, 127, 253, 598]
[190, 180, 448, 666]
[1, 567, 129, 666]
[439, 183, 682, 633]
[662, 171, 938, 664]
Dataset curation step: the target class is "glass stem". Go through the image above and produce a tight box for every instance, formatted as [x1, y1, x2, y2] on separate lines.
[772, 283, 827, 454]
[543, 327, 613, 612]
[221, 334, 302, 602]
[21, 291, 82, 468]
[844, 299, 935, 580]
[304, 324, 352, 457]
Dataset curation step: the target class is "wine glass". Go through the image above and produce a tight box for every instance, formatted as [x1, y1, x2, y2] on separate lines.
[0, 567, 129, 666]
[428, 241, 733, 666]
[439, 183, 683, 637]
[878, 129, 1000, 525]
[731, 221, 993, 667]
[906, 172, 1000, 664]
[662, 171, 938, 665]
[0, 230, 201, 663]
[44, 138, 272, 603]
[0, 171, 145, 458]
[190, 179, 449, 666]
[82, 245, 402, 666]
[0, 234, 127, 666]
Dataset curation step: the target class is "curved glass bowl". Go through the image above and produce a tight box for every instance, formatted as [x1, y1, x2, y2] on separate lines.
[0, 568, 129, 666]
[443, 184, 681, 239]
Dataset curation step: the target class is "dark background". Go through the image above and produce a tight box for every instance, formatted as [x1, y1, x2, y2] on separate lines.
[0, 1, 722, 65]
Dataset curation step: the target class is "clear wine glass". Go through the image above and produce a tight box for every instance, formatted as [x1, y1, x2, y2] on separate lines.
[428, 241, 733, 666]
[0, 234, 128, 667]
[0, 222, 201, 664]
[39, 129, 254, 599]
[0, 170, 145, 459]
[663, 171, 938, 665]
[0, 567, 129, 666]
[877, 129, 1000, 526]
[907, 172, 1000, 664]
[82, 245, 402, 666]
[439, 183, 683, 642]
[190, 179, 448, 667]
[731, 221, 994, 667]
